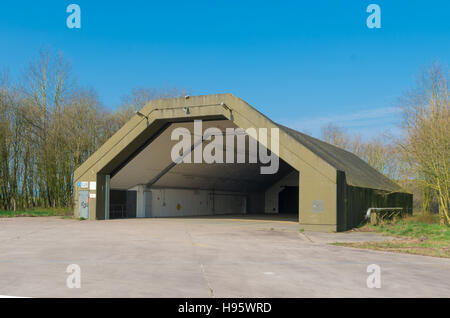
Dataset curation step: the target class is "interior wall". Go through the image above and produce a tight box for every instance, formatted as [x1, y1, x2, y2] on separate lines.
[264, 170, 299, 213]
[109, 170, 300, 218]
[146, 188, 247, 217]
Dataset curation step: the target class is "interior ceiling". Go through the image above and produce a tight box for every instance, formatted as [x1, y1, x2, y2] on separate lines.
[110, 120, 294, 192]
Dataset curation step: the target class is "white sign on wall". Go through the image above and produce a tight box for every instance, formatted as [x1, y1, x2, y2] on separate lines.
[78, 181, 88, 188]
[89, 182, 96, 191]
[89, 193, 96, 199]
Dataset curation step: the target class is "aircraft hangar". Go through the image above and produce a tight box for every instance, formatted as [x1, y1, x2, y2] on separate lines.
[73, 94, 412, 231]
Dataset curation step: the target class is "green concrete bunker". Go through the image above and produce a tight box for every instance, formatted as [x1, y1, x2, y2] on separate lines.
[73, 94, 412, 232]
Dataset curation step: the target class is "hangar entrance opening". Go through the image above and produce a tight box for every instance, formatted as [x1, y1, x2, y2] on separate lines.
[107, 120, 299, 221]
[278, 186, 299, 215]
[109, 190, 137, 219]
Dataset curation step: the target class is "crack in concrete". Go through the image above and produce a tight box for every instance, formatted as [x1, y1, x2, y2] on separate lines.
[300, 232, 314, 243]
[185, 224, 215, 298]
[200, 263, 215, 298]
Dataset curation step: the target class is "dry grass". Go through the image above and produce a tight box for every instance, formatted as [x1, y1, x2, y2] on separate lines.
[336, 214, 450, 258]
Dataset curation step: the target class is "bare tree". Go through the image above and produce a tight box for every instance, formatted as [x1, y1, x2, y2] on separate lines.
[120, 87, 189, 111]
[321, 123, 407, 183]
[321, 123, 353, 150]
[399, 63, 450, 225]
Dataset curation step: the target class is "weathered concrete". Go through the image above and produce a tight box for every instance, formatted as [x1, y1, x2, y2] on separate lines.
[0, 216, 449, 298]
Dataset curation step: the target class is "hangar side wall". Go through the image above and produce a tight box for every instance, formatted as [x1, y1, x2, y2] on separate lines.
[337, 171, 413, 231]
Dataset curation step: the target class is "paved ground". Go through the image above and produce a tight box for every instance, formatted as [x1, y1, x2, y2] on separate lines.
[0, 216, 449, 297]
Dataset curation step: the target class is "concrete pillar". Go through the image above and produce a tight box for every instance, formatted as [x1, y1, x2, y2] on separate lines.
[136, 185, 145, 218]
[105, 175, 110, 220]
[144, 191, 152, 217]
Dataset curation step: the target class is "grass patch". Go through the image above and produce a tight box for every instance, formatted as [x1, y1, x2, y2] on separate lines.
[0, 207, 73, 218]
[338, 214, 450, 258]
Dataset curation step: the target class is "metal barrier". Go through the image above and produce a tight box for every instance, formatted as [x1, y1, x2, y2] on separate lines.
[365, 207, 404, 225]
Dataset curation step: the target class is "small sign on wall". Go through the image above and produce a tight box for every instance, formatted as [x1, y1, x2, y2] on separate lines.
[312, 200, 324, 213]
[89, 182, 96, 190]
[78, 181, 88, 188]
[89, 193, 96, 199]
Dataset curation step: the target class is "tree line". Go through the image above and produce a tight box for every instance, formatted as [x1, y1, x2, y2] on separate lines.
[0, 50, 448, 225]
[0, 49, 186, 211]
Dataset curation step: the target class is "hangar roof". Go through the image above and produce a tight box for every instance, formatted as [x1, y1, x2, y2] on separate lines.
[278, 125, 403, 192]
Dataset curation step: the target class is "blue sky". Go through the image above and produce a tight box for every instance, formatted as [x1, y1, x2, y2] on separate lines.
[1, 1, 449, 139]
